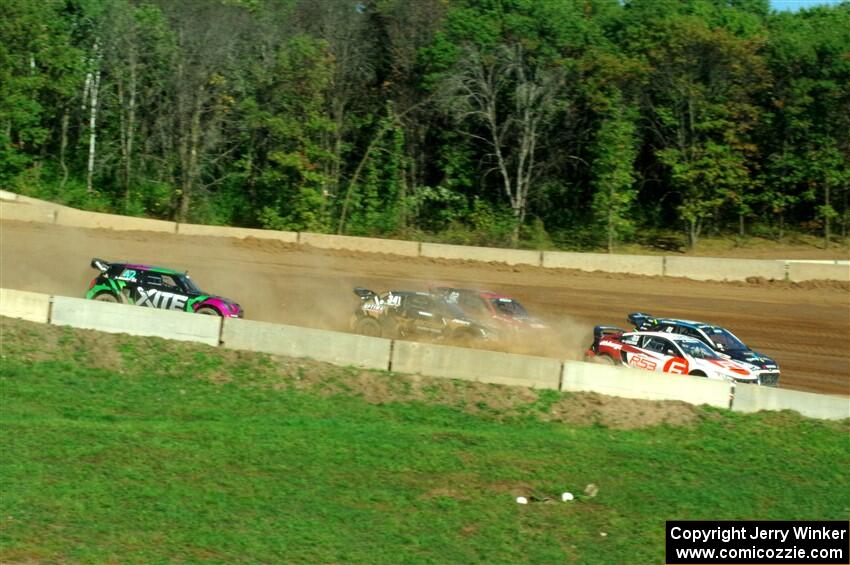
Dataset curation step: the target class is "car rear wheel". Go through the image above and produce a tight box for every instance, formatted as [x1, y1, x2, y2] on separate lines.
[197, 306, 221, 316]
[94, 292, 120, 303]
[355, 318, 382, 337]
[689, 370, 707, 377]
[594, 354, 617, 365]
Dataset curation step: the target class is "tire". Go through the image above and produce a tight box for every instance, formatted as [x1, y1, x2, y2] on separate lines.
[355, 317, 382, 337]
[94, 292, 120, 303]
[689, 370, 707, 378]
[595, 354, 617, 365]
[197, 306, 221, 316]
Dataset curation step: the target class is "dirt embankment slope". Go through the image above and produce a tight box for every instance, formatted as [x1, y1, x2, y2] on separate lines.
[1, 219, 847, 395]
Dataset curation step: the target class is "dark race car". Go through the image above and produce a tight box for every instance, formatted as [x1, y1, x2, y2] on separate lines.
[86, 258, 243, 318]
[350, 287, 496, 341]
[431, 287, 548, 336]
[626, 313, 780, 386]
[586, 326, 762, 384]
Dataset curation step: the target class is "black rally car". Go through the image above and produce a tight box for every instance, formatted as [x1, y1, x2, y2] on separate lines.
[350, 288, 496, 341]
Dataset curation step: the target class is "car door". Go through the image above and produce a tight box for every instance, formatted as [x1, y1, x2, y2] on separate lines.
[624, 336, 665, 371]
[112, 266, 141, 303]
[404, 295, 444, 335]
[137, 272, 189, 311]
[628, 336, 682, 373]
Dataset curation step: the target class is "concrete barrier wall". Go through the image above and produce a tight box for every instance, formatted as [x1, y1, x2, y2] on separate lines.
[50, 296, 221, 346]
[542, 251, 664, 276]
[0, 202, 58, 224]
[733, 385, 849, 420]
[221, 318, 391, 370]
[177, 222, 298, 242]
[560, 360, 732, 408]
[2, 284, 847, 419]
[665, 256, 787, 281]
[3, 192, 848, 281]
[391, 340, 561, 389]
[420, 242, 541, 266]
[300, 232, 420, 257]
[787, 262, 850, 283]
[0, 289, 51, 323]
[55, 208, 176, 233]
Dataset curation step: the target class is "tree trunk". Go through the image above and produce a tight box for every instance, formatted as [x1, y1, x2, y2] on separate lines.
[178, 98, 203, 222]
[688, 219, 700, 249]
[738, 213, 745, 237]
[86, 68, 101, 194]
[123, 51, 137, 210]
[59, 108, 69, 191]
[824, 181, 831, 249]
[607, 188, 614, 253]
[778, 213, 784, 243]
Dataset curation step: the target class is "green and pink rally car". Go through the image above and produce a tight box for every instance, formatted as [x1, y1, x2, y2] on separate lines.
[86, 258, 243, 318]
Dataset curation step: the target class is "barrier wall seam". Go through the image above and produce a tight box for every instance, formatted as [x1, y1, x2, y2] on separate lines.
[662, 256, 667, 277]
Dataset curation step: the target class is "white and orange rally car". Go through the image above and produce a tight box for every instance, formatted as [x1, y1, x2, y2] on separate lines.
[585, 327, 768, 384]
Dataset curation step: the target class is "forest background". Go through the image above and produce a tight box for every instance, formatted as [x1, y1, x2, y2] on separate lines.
[2, 0, 848, 251]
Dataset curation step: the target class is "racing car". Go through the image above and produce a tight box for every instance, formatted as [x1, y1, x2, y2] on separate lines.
[351, 287, 496, 341]
[431, 287, 548, 334]
[585, 326, 768, 385]
[86, 258, 243, 317]
[626, 313, 780, 386]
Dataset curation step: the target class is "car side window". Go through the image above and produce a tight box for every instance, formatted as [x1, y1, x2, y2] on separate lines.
[644, 337, 675, 355]
[621, 334, 639, 346]
[144, 273, 163, 287]
[160, 274, 179, 290]
[408, 295, 431, 311]
[145, 273, 179, 291]
[462, 295, 488, 316]
[682, 327, 706, 342]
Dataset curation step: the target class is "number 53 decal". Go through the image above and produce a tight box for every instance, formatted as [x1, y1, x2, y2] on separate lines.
[629, 355, 657, 370]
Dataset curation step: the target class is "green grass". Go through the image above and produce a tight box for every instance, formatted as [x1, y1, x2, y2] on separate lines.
[1, 319, 848, 563]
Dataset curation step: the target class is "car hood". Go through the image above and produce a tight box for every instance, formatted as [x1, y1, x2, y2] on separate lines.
[725, 349, 779, 371]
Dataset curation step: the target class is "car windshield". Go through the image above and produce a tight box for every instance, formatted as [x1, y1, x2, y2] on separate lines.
[678, 338, 722, 360]
[491, 298, 528, 318]
[180, 274, 202, 293]
[701, 326, 747, 351]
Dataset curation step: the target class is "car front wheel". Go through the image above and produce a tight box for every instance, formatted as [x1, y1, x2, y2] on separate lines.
[355, 317, 382, 337]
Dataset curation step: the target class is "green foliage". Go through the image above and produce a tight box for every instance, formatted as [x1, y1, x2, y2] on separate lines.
[0, 0, 848, 247]
[591, 97, 639, 251]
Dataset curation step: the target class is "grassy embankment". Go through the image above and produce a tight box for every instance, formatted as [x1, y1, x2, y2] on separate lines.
[1, 317, 848, 563]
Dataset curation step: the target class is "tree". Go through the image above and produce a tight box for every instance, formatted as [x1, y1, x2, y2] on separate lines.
[442, 43, 559, 246]
[635, 15, 768, 247]
[591, 95, 639, 252]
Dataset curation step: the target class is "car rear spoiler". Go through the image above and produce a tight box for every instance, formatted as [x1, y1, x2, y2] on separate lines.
[353, 287, 377, 301]
[627, 312, 653, 330]
[590, 325, 625, 353]
[594, 325, 625, 340]
[91, 258, 110, 273]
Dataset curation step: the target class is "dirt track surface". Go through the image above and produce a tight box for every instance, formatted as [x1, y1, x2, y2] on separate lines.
[1, 219, 848, 395]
